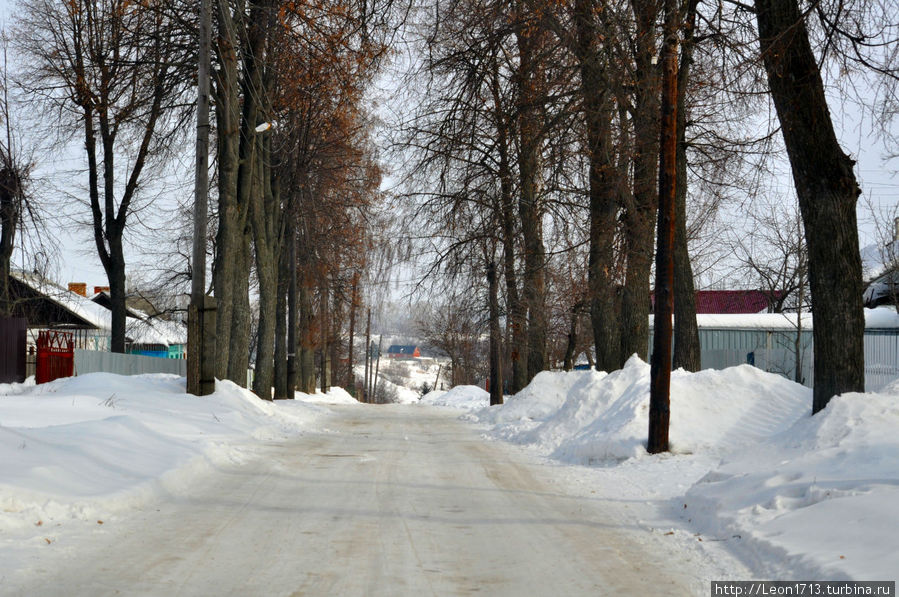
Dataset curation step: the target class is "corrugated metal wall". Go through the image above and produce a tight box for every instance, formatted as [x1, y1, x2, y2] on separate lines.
[651, 327, 899, 391]
[863, 331, 899, 391]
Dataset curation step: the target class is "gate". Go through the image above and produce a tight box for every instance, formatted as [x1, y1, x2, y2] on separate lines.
[36, 330, 74, 384]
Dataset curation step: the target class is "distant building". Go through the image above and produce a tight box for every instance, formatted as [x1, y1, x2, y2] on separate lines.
[386, 345, 420, 359]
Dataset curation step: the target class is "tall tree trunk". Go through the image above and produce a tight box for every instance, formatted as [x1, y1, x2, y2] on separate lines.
[298, 272, 316, 394]
[492, 60, 527, 394]
[212, 0, 243, 378]
[251, 132, 280, 399]
[215, 0, 268, 386]
[563, 302, 581, 371]
[228, 233, 251, 385]
[515, 16, 547, 382]
[672, 0, 701, 372]
[347, 272, 359, 396]
[755, 0, 865, 412]
[286, 224, 297, 398]
[274, 239, 288, 399]
[622, 0, 661, 365]
[573, 0, 621, 373]
[106, 251, 128, 353]
[363, 307, 371, 402]
[487, 260, 503, 405]
[329, 285, 341, 392]
[319, 278, 331, 393]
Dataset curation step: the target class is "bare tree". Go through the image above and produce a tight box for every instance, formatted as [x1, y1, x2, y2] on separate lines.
[731, 197, 809, 382]
[755, 0, 866, 412]
[0, 38, 34, 317]
[16, 0, 193, 352]
[418, 298, 486, 387]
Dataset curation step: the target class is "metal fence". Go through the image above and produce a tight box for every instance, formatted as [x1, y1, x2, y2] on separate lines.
[74, 349, 187, 377]
[863, 331, 899, 392]
[653, 327, 899, 392]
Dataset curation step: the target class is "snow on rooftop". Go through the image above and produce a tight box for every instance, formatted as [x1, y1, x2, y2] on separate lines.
[656, 307, 899, 331]
[12, 270, 113, 331]
[13, 270, 187, 346]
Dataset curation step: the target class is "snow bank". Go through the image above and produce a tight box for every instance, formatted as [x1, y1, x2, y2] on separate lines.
[420, 385, 489, 409]
[469, 357, 899, 579]
[293, 385, 359, 404]
[470, 356, 810, 463]
[685, 390, 899, 580]
[0, 373, 325, 531]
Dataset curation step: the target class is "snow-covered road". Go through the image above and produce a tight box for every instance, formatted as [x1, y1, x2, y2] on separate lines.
[2, 403, 728, 596]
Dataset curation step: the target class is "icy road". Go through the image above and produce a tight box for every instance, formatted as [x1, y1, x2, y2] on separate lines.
[5, 405, 722, 596]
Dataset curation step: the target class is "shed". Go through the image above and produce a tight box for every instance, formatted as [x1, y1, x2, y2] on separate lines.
[649, 308, 899, 392]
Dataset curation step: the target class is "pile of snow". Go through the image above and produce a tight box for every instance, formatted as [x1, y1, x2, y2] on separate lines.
[471, 356, 810, 463]
[420, 384, 489, 409]
[0, 373, 326, 532]
[467, 357, 899, 580]
[685, 389, 899, 580]
[294, 386, 359, 404]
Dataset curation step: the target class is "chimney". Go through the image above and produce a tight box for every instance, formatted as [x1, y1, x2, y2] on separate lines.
[68, 282, 87, 297]
[94, 286, 110, 295]
[894, 217, 899, 243]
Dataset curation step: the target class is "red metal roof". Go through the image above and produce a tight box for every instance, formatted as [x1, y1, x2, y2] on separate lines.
[651, 290, 779, 314]
[694, 290, 774, 314]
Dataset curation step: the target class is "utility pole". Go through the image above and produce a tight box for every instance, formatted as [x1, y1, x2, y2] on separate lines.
[648, 0, 678, 453]
[363, 307, 371, 403]
[347, 272, 358, 397]
[487, 261, 503, 405]
[187, 0, 216, 396]
[373, 335, 382, 403]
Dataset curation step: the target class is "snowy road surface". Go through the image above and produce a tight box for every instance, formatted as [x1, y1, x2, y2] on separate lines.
[5, 404, 719, 596]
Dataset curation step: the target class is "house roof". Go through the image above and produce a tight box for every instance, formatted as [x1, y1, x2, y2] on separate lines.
[7, 271, 186, 345]
[694, 290, 776, 314]
[8, 271, 112, 330]
[651, 289, 778, 314]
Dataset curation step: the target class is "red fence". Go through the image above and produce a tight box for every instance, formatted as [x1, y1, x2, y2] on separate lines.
[36, 330, 74, 384]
